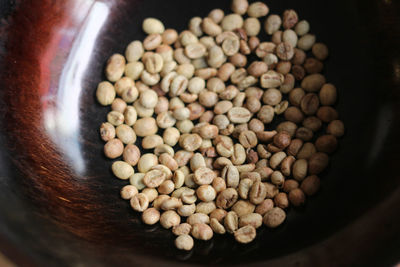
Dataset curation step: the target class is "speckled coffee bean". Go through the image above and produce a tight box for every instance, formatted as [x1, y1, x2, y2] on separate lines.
[263, 207, 286, 228]
[315, 135, 338, 154]
[308, 152, 329, 174]
[300, 175, 321, 196]
[288, 188, 306, 207]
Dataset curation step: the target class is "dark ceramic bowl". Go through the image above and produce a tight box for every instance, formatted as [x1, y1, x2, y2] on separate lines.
[0, 0, 399, 266]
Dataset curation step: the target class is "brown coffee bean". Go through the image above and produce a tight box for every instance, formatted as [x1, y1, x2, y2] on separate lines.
[308, 152, 329, 174]
[292, 64, 306, 80]
[255, 199, 274, 216]
[288, 188, 306, 206]
[301, 74, 326, 92]
[327, 120, 345, 137]
[315, 135, 338, 154]
[319, 83, 337, 106]
[281, 156, 295, 176]
[296, 127, 313, 141]
[312, 43, 329, 61]
[277, 121, 298, 137]
[274, 192, 289, 209]
[284, 107, 304, 124]
[303, 116, 322, 132]
[297, 142, 316, 160]
[247, 61, 268, 77]
[286, 138, 303, 157]
[304, 58, 324, 74]
[300, 93, 320, 115]
[300, 175, 321, 196]
[283, 179, 299, 193]
[293, 159, 308, 181]
[245, 97, 261, 113]
[317, 106, 339, 123]
[289, 88, 305, 107]
[273, 131, 291, 149]
[283, 9, 298, 29]
[263, 207, 286, 228]
[257, 105, 275, 123]
[246, 148, 259, 164]
[291, 48, 306, 65]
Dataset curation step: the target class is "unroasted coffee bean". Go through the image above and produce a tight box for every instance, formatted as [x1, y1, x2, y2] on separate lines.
[283, 179, 299, 193]
[194, 167, 216, 185]
[303, 116, 322, 132]
[223, 211, 239, 235]
[317, 106, 339, 123]
[284, 107, 304, 124]
[234, 225, 256, 244]
[255, 199, 274, 216]
[276, 42, 294, 60]
[143, 169, 167, 188]
[292, 159, 308, 181]
[296, 127, 313, 141]
[239, 130, 258, 148]
[301, 74, 326, 92]
[308, 152, 329, 174]
[216, 188, 239, 209]
[273, 131, 291, 149]
[288, 188, 306, 206]
[249, 181, 267, 205]
[263, 207, 286, 228]
[312, 43, 329, 61]
[274, 192, 289, 209]
[300, 93, 320, 115]
[327, 120, 345, 137]
[301, 175, 321, 196]
[297, 142, 316, 160]
[276, 121, 298, 137]
[222, 165, 240, 188]
[304, 58, 324, 74]
[191, 223, 213, 240]
[130, 193, 149, 212]
[286, 138, 303, 157]
[315, 135, 338, 154]
[319, 83, 337, 106]
[228, 107, 252, 123]
[289, 88, 305, 107]
[282, 9, 298, 29]
[257, 105, 275, 123]
[187, 213, 210, 225]
[102, 3, 343, 248]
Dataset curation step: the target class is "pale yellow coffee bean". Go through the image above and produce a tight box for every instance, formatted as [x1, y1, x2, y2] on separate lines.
[112, 161, 134, 180]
